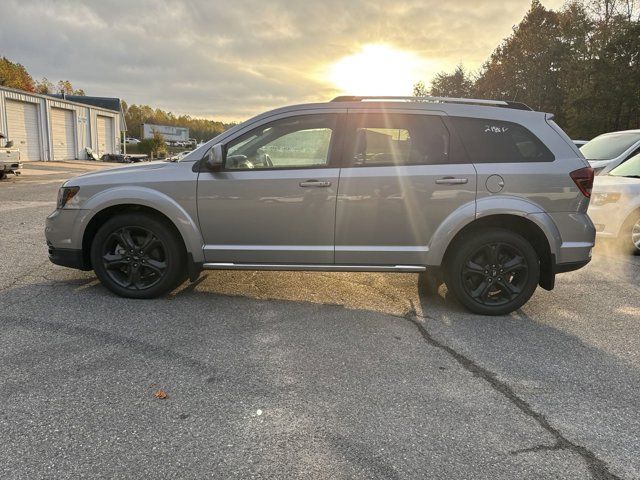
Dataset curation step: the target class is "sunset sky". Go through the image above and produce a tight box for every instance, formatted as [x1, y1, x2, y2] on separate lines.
[0, 0, 564, 121]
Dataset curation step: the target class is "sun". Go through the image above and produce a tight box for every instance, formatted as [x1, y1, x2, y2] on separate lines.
[327, 44, 429, 96]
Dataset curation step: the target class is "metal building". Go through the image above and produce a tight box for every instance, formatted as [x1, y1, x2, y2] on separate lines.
[0, 85, 125, 161]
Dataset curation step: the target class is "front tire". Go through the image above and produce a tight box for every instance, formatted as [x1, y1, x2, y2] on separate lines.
[444, 229, 540, 316]
[90, 213, 187, 298]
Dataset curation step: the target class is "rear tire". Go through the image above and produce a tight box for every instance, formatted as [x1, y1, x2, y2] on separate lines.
[444, 229, 540, 316]
[619, 212, 640, 255]
[90, 213, 187, 298]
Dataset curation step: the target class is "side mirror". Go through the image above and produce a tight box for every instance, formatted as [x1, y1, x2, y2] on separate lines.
[206, 143, 224, 171]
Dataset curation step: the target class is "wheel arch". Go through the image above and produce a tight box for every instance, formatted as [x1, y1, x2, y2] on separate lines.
[427, 196, 561, 291]
[79, 187, 204, 268]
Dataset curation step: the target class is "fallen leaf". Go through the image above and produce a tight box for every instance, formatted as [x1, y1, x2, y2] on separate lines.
[153, 389, 168, 399]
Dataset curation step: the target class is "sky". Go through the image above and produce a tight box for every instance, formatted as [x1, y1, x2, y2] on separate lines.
[0, 0, 564, 122]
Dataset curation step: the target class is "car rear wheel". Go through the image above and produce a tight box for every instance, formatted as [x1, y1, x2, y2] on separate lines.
[620, 212, 640, 255]
[90, 213, 187, 298]
[445, 229, 540, 316]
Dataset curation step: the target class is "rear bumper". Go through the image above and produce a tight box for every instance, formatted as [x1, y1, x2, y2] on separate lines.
[555, 257, 591, 274]
[47, 244, 90, 270]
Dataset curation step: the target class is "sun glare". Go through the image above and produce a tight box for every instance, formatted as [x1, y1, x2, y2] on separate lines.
[327, 44, 429, 96]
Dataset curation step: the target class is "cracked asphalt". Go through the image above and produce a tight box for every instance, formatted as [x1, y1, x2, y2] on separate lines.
[0, 162, 639, 479]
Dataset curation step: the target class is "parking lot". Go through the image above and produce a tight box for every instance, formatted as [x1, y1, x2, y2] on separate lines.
[0, 162, 639, 479]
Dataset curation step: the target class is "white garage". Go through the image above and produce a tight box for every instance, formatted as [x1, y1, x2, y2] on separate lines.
[5, 99, 42, 161]
[0, 85, 124, 161]
[50, 107, 76, 161]
[96, 115, 114, 157]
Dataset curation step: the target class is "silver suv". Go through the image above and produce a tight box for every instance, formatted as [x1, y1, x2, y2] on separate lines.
[46, 96, 595, 315]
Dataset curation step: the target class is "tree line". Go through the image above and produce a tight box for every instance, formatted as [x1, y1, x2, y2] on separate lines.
[415, 0, 640, 139]
[122, 103, 235, 143]
[0, 56, 233, 142]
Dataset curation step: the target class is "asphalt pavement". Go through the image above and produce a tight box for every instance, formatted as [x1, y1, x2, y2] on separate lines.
[0, 162, 638, 479]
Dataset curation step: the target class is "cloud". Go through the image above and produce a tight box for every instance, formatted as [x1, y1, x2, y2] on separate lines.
[0, 0, 564, 121]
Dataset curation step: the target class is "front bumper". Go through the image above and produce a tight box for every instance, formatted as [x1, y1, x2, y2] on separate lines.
[1, 161, 22, 172]
[45, 208, 90, 270]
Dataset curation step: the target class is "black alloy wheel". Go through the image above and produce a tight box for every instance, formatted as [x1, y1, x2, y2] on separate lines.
[445, 229, 540, 316]
[461, 242, 529, 307]
[91, 213, 187, 298]
[101, 226, 167, 290]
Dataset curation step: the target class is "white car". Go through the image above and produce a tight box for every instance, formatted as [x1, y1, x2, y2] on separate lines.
[580, 130, 640, 173]
[589, 153, 640, 254]
[125, 137, 140, 145]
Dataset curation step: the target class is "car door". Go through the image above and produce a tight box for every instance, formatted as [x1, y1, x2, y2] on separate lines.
[197, 111, 345, 264]
[335, 110, 477, 265]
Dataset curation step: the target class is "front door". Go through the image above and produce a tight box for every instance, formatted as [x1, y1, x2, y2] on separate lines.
[197, 112, 344, 264]
[335, 110, 477, 265]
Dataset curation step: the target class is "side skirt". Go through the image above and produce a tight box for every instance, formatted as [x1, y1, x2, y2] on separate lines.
[201, 263, 426, 272]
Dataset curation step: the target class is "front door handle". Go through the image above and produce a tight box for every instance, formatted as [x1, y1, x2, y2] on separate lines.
[435, 177, 469, 185]
[299, 180, 332, 188]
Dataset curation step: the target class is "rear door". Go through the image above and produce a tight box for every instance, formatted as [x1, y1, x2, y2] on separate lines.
[197, 111, 345, 264]
[335, 110, 476, 265]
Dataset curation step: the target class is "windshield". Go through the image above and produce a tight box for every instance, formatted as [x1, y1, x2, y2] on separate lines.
[609, 153, 640, 177]
[580, 132, 640, 160]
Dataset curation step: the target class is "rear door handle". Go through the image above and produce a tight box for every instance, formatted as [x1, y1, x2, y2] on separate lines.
[435, 177, 469, 185]
[299, 180, 332, 188]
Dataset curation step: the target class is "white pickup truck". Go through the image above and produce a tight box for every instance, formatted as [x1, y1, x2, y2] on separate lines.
[0, 132, 22, 180]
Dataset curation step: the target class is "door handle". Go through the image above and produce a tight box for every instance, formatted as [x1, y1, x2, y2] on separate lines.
[299, 180, 332, 188]
[435, 177, 469, 185]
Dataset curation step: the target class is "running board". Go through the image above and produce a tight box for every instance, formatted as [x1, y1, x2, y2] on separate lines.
[202, 263, 426, 272]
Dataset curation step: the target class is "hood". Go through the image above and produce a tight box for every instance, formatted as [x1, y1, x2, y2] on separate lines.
[66, 161, 172, 186]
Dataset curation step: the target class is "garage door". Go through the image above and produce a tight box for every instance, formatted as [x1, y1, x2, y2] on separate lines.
[96, 115, 114, 156]
[51, 108, 76, 160]
[6, 100, 42, 161]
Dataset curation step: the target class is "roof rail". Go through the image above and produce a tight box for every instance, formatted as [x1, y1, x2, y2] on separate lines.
[330, 95, 532, 111]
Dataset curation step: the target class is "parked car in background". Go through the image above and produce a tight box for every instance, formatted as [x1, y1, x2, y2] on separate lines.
[125, 137, 140, 145]
[573, 139, 588, 148]
[45, 95, 595, 316]
[580, 130, 640, 174]
[168, 150, 192, 161]
[589, 152, 640, 254]
[0, 132, 22, 180]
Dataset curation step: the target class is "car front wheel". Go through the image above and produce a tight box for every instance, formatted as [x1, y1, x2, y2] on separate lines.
[90, 213, 187, 298]
[445, 229, 540, 316]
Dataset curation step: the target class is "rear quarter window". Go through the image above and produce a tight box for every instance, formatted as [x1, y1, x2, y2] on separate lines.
[450, 117, 554, 163]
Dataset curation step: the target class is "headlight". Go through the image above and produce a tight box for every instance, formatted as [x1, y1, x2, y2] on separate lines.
[57, 186, 80, 209]
[591, 192, 621, 206]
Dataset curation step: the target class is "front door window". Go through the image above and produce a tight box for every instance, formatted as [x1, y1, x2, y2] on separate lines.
[225, 114, 337, 170]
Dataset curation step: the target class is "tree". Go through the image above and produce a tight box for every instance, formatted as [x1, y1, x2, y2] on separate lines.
[0, 57, 35, 92]
[413, 81, 428, 97]
[414, 0, 640, 138]
[35, 77, 55, 94]
[138, 131, 167, 158]
[429, 65, 474, 98]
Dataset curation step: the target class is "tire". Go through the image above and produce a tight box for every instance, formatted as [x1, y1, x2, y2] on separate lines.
[444, 229, 540, 316]
[90, 213, 187, 298]
[619, 212, 640, 255]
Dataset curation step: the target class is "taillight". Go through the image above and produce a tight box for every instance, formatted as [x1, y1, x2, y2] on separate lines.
[570, 167, 594, 198]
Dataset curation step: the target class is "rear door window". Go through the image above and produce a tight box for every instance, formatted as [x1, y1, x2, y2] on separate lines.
[451, 117, 554, 163]
[345, 113, 450, 166]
